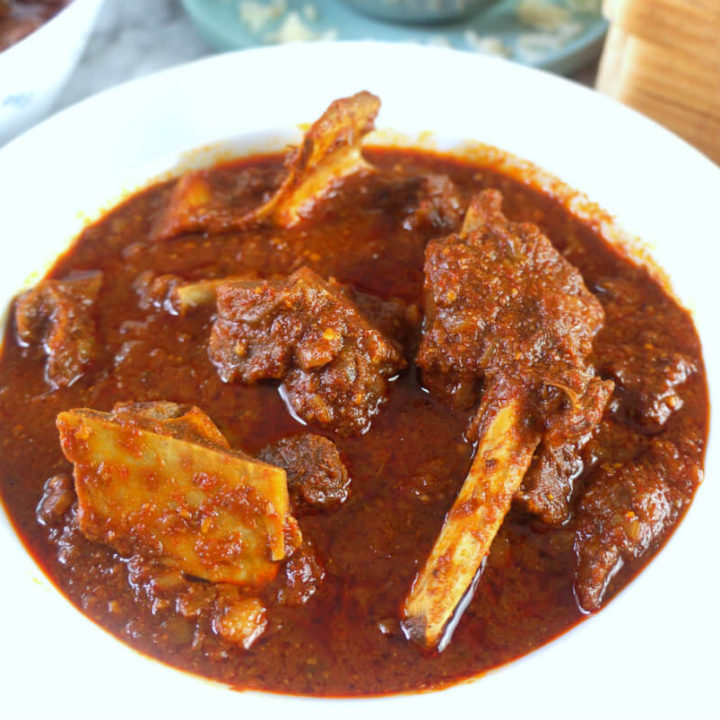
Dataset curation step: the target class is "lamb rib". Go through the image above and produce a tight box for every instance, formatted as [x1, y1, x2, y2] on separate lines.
[402, 189, 609, 650]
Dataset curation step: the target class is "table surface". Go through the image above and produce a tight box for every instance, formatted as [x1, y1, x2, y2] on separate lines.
[56, 0, 212, 110]
[55, 0, 599, 113]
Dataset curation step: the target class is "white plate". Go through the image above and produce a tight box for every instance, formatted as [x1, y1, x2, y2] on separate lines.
[0, 0, 104, 146]
[0, 42, 718, 720]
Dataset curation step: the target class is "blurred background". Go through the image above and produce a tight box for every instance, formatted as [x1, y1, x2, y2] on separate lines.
[1, 0, 718, 160]
[58, 0, 605, 108]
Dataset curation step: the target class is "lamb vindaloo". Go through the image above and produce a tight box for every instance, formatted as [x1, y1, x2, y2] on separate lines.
[0, 92, 708, 695]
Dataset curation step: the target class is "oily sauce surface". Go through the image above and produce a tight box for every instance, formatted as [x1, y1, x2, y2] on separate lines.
[0, 149, 708, 695]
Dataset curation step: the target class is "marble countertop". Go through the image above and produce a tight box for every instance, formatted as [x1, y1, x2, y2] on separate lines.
[56, 0, 597, 113]
[56, 0, 213, 111]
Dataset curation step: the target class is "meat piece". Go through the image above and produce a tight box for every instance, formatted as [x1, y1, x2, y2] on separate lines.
[36, 473, 75, 527]
[152, 172, 221, 242]
[212, 591, 268, 650]
[351, 290, 420, 348]
[125, 555, 268, 649]
[134, 268, 412, 334]
[150, 161, 282, 241]
[515, 376, 614, 525]
[153, 91, 379, 241]
[134, 270, 257, 315]
[127, 554, 191, 614]
[603, 334, 695, 432]
[259, 433, 350, 512]
[260, 90, 379, 228]
[56, 401, 300, 586]
[403, 190, 609, 649]
[418, 191, 605, 409]
[595, 276, 697, 432]
[171, 275, 255, 315]
[276, 540, 326, 607]
[151, 172, 245, 242]
[209, 267, 405, 435]
[134, 271, 182, 312]
[113, 400, 233, 447]
[15, 271, 102, 388]
[401, 173, 463, 235]
[573, 437, 701, 611]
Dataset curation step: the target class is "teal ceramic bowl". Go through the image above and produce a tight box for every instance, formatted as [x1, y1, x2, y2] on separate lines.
[181, 0, 607, 76]
[343, 0, 488, 23]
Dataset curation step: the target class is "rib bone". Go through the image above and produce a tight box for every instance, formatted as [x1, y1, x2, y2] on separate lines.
[402, 391, 540, 650]
[152, 91, 379, 241]
[404, 189, 608, 649]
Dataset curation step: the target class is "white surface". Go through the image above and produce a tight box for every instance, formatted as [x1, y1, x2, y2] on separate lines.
[0, 42, 719, 720]
[0, 0, 104, 144]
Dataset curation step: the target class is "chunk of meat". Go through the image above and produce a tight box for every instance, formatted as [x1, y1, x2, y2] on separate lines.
[134, 268, 415, 339]
[610, 346, 694, 431]
[150, 161, 282, 241]
[134, 271, 257, 315]
[36, 473, 75, 527]
[419, 190, 605, 409]
[350, 290, 420, 348]
[515, 376, 614, 525]
[125, 555, 268, 649]
[573, 437, 701, 612]
[127, 554, 193, 614]
[260, 90, 379, 228]
[400, 173, 463, 235]
[276, 540, 326, 607]
[56, 401, 300, 586]
[209, 267, 405, 435]
[152, 91, 379, 241]
[403, 190, 609, 649]
[423, 188, 614, 525]
[259, 433, 350, 512]
[212, 592, 268, 650]
[603, 333, 695, 433]
[134, 271, 182, 312]
[151, 172, 240, 242]
[171, 275, 256, 315]
[595, 276, 697, 432]
[153, 172, 219, 241]
[15, 271, 102, 388]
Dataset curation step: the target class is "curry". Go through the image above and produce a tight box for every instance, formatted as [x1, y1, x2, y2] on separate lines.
[0, 93, 707, 696]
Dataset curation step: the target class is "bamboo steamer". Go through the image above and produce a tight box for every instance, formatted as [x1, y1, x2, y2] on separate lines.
[596, 0, 720, 163]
